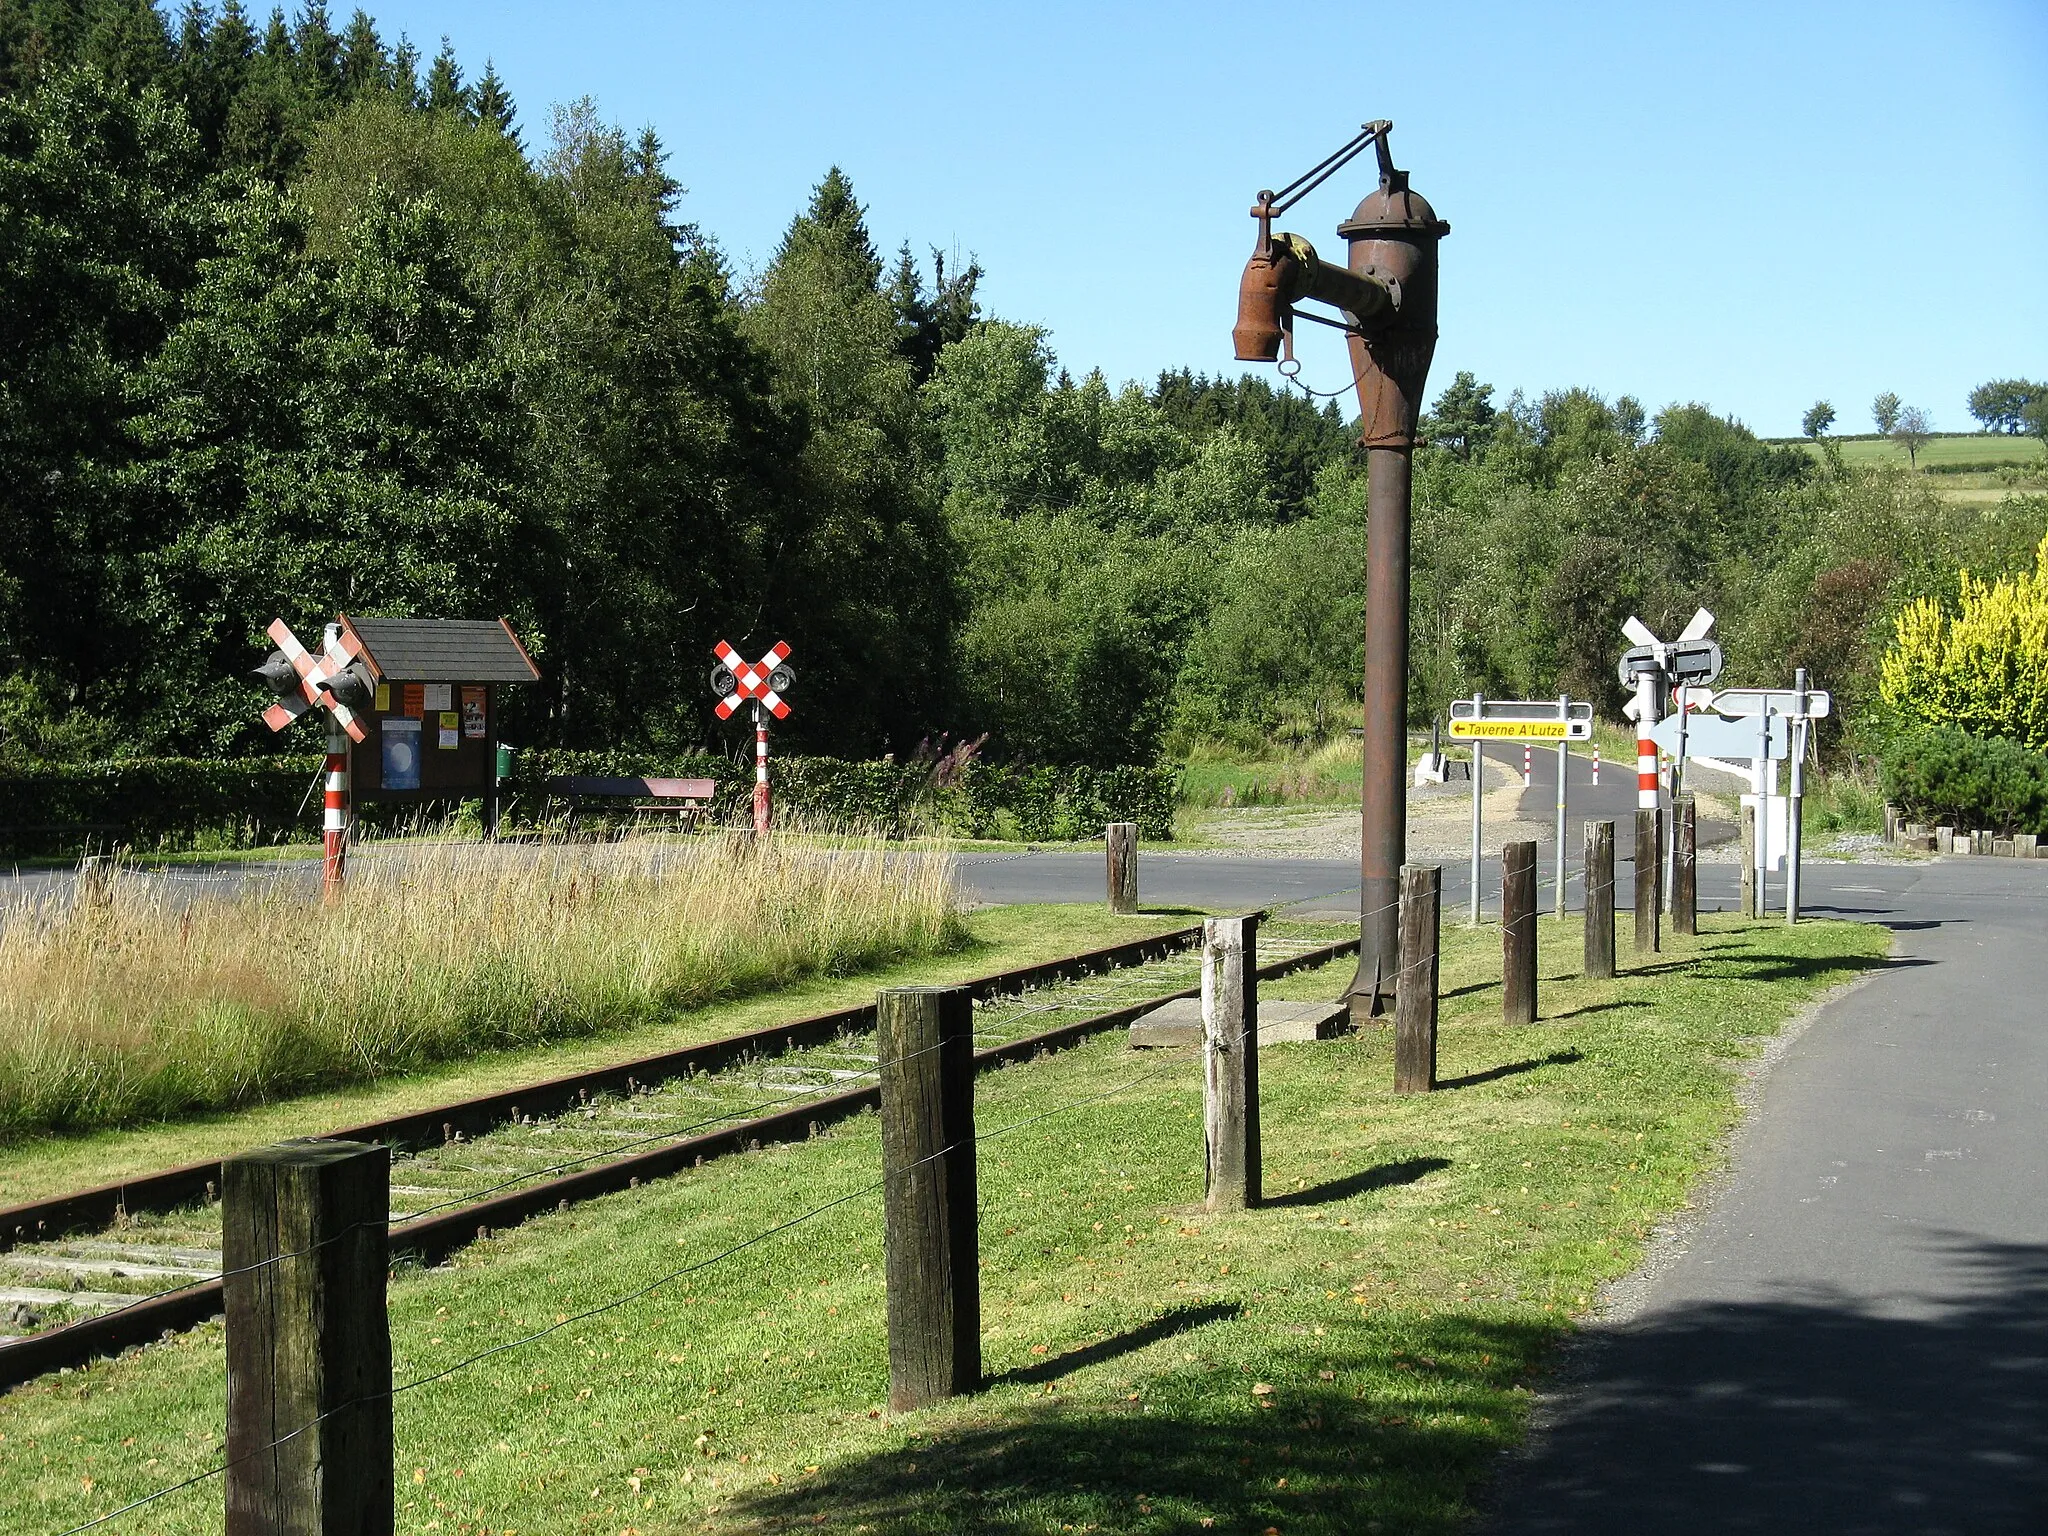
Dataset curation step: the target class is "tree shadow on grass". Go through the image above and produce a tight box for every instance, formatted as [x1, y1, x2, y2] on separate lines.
[1436, 1052, 1582, 1091]
[984, 1302, 1243, 1388]
[728, 1309, 1561, 1536]
[1618, 951, 1897, 985]
[1263, 1156, 1451, 1208]
[1444, 977, 1505, 1001]
[1539, 999, 1649, 1023]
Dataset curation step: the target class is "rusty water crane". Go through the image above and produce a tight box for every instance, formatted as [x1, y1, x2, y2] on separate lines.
[1232, 121, 1448, 1022]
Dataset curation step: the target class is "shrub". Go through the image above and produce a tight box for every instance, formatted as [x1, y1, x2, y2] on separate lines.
[0, 749, 1182, 854]
[1880, 726, 2048, 834]
[1879, 532, 2048, 749]
[0, 757, 322, 854]
[506, 750, 1179, 841]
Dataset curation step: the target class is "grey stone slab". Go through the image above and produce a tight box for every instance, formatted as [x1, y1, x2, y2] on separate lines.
[0, 1253, 216, 1281]
[1127, 996, 1348, 1049]
[0, 1285, 134, 1311]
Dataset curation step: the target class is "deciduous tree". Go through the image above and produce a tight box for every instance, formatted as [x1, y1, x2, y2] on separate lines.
[1966, 378, 2046, 435]
[1891, 404, 1933, 467]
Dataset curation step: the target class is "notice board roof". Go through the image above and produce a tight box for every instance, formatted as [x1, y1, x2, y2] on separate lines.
[340, 616, 540, 683]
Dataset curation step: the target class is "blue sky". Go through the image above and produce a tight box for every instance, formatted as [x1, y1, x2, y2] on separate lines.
[360, 0, 2045, 438]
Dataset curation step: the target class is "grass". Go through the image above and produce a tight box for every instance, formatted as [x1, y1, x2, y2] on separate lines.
[2, 910, 1889, 1534]
[1801, 765, 1887, 838]
[0, 903, 1194, 1210]
[1177, 733, 1470, 813]
[0, 830, 960, 1141]
[1783, 432, 2047, 472]
[1777, 433, 2048, 506]
[1177, 739, 1366, 810]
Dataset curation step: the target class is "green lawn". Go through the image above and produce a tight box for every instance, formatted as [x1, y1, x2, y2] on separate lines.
[3, 911, 1888, 1535]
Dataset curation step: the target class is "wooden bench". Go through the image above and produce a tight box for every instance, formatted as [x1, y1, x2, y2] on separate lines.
[544, 776, 718, 834]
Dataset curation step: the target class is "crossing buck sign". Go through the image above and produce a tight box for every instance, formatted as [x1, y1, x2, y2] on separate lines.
[711, 641, 796, 834]
[711, 641, 793, 720]
[255, 619, 373, 744]
[254, 618, 375, 898]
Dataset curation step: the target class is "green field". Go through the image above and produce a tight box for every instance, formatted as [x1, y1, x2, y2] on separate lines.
[1768, 432, 2046, 507]
[1777, 431, 2044, 470]
[3, 912, 1888, 1534]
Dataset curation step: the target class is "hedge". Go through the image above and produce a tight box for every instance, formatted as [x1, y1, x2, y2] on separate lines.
[0, 752, 1181, 853]
[0, 756, 324, 854]
[1880, 726, 2048, 835]
[504, 750, 1180, 841]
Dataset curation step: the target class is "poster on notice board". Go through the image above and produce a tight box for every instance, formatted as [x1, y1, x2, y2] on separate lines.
[382, 717, 421, 790]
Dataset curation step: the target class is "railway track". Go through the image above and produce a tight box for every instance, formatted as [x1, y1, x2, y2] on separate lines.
[0, 923, 1357, 1389]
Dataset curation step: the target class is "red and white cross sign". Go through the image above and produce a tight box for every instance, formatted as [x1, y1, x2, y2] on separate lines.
[259, 618, 371, 744]
[712, 641, 791, 720]
[257, 618, 372, 898]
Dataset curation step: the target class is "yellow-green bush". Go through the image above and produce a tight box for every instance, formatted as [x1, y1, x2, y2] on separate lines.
[1879, 532, 2048, 749]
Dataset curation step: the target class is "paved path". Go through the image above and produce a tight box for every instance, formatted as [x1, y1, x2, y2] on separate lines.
[1485, 856, 2048, 1534]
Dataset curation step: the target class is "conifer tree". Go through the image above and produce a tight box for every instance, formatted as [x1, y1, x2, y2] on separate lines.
[423, 36, 465, 114]
[0, 0, 175, 93]
[389, 32, 420, 107]
[775, 165, 882, 293]
[887, 242, 982, 385]
[292, 1, 340, 101]
[260, 6, 291, 61]
[470, 58, 515, 136]
[337, 8, 383, 95]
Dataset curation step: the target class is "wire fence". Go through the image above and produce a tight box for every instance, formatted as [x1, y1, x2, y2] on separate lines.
[48, 915, 1404, 1535]
[53, 946, 1323, 1535]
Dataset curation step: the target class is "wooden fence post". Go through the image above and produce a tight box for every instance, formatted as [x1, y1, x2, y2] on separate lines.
[1502, 841, 1537, 1025]
[1740, 802, 1759, 918]
[1394, 866, 1440, 1092]
[224, 1139, 392, 1536]
[878, 985, 980, 1411]
[1203, 914, 1260, 1212]
[1584, 819, 1615, 980]
[1634, 808, 1661, 954]
[1105, 822, 1138, 915]
[1672, 795, 1697, 936]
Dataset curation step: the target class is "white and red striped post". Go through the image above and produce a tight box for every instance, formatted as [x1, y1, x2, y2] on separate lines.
[1592, 745, 1600, 785]
[1635, 674, 1660, 814]
[1522, 743, 1532, 788]
[752, 700, 771, 836]
[321, 719, 349, 900]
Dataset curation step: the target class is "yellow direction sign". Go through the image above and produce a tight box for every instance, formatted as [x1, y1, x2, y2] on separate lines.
[1446, 697, 1593, 741]
[1449, 718, 1575, 740]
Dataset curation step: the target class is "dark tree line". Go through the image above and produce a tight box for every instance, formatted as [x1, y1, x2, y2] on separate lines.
[5, 3, 2043, 773]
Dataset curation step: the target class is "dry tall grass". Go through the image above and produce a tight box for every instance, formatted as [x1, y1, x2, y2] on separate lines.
[0, 830, 961, 1139]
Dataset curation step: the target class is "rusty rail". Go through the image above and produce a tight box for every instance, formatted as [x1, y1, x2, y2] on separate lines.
[0, 926, 1207, 1250]
[0, 933, 1357, 1391]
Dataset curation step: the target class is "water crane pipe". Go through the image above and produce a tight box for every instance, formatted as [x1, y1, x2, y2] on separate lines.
[1232, 123, 1449, 1020]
